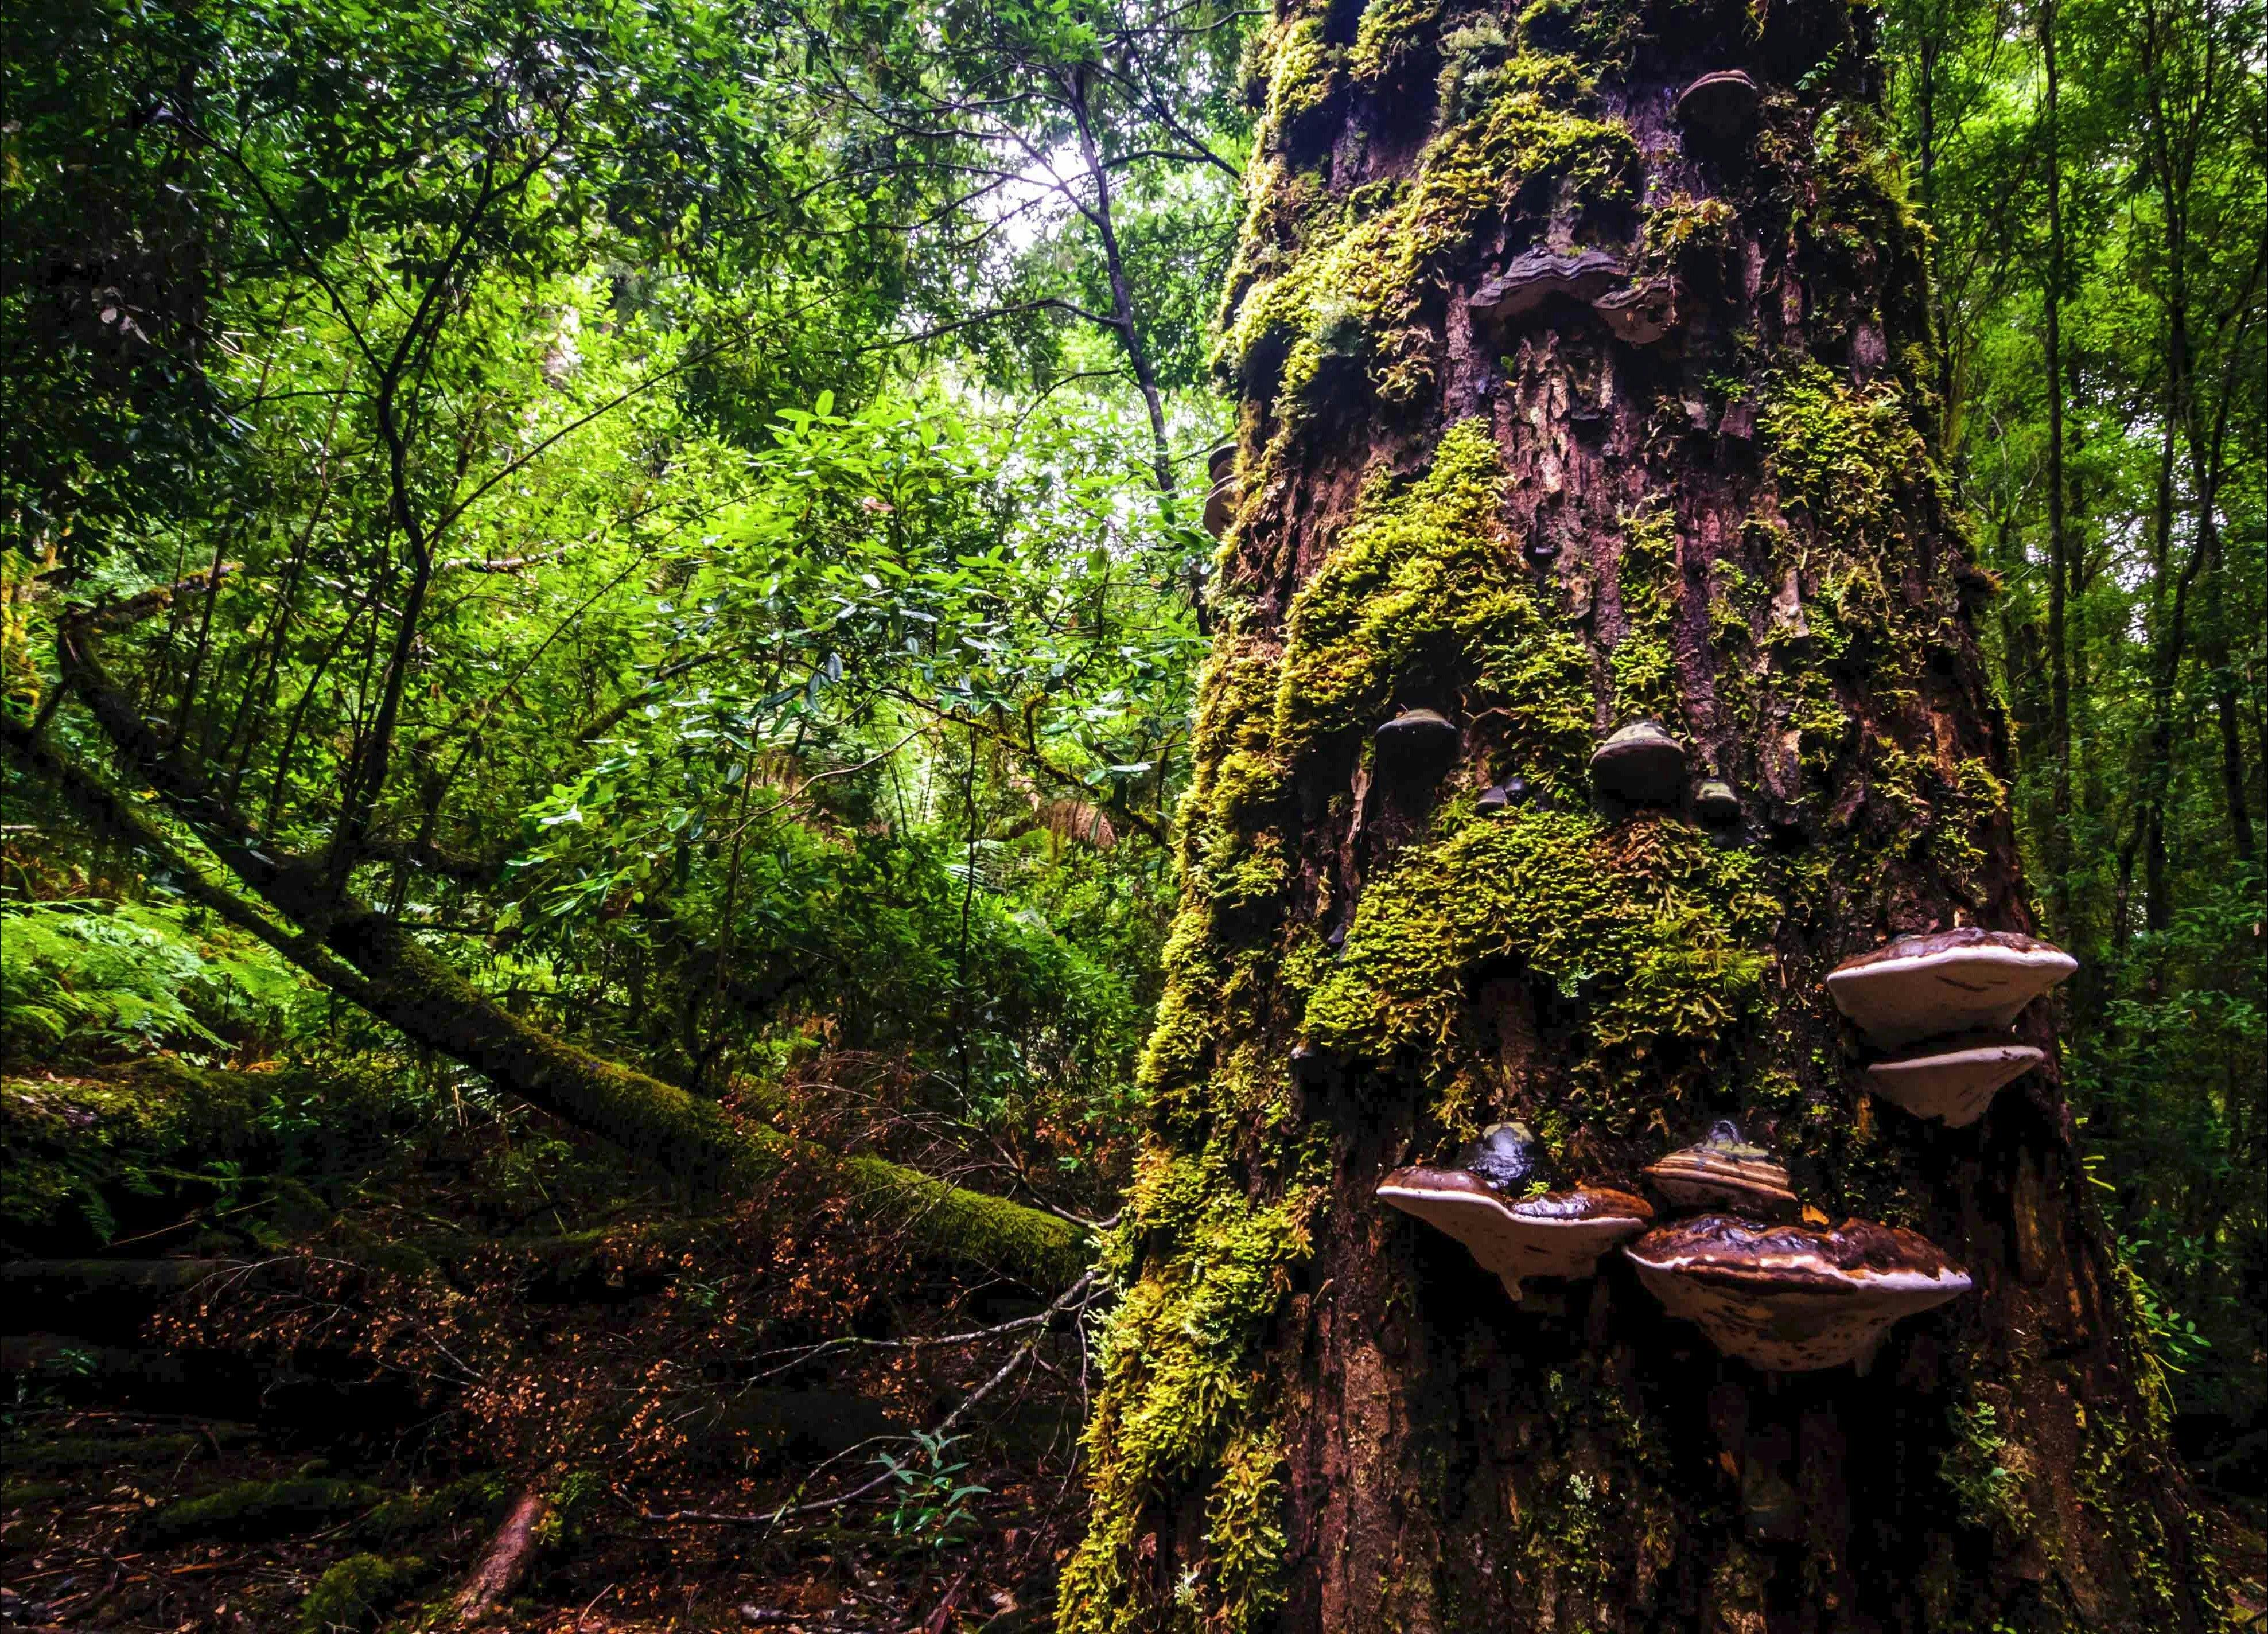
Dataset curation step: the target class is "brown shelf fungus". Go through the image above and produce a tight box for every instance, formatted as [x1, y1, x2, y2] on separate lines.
[1595, 280, 1679, 345]
[1469, 248, 1628, 328]
[1375, 707, 1461, 781]
[1589, 720, 1687, 805]
[1378, 1169, 1654, 1301]
[1644, 1121, 1796, 1215]
[1625, 1216, 1973, 1371]
[1862, 1033, 2047, 1127]
[1201, 443, 1239, 539]
[1674, 70, 1763, 144]
[1825, 927, 2078, 1049]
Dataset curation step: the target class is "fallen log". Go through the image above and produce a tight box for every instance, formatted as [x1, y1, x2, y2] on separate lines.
[2, 683, 1090, 1290]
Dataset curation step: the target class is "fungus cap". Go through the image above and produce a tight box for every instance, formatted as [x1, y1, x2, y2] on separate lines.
[1644, 1121, 1796, 1214]
[1674, 70, 1763, 141]
[1470, 248, 1628, 325]
[1625, 1215, 1971, 1371]
[1379, 1168, 1654, 1300]
[1595, 280, 1679, 344]
[1590, 720, 1687, 804]
[1826, 928, 2077, 1048]
[1457, 1120, 1551, 1193]
[1863, 1032, 2046, 1127]
[1375, 708, 1461, 777]
[1202, 443, 1239, 539]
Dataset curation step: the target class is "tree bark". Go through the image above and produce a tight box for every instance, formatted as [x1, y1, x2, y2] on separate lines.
[1059, 3, 2220, 1629]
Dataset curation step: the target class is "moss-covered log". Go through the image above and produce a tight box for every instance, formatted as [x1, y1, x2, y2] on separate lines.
[1058, 0, 2223, 1628]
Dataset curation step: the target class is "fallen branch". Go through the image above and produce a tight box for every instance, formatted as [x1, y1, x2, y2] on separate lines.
[640, 1269, 1100, 1529]
[61, 564, 243, 632]
[453, 1487, 550, 1623]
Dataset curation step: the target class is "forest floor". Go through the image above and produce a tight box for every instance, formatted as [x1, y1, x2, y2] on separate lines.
[4, 1055, 2262, 1633]
[0, 1055, 1091, 1632]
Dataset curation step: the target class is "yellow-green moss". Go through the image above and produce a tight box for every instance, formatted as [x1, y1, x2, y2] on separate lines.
[296, 1552, 431, 1634]
[1265, 16, 1347, 155]
[1059, 1147, 1321, 1634]
[1304, 810, 1776, 1110]
[1221, 61, 1635, 413]
[1273, 420, 1594, 783]
[1350, 0, 1445, 83]
[138, 1476, 384, 1544]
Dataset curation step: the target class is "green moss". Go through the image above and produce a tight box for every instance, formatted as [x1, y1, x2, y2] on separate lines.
[1273, 421, 1592, 783]
[137, 1476, 384, 1545]
[1221, 62, 1635, 413]
[1759, 363, 1942, 555]
[296, 1553, 431, 1634]
[1177, 636, 1294, 913]
[355, 1473, 515, 1542]
[0, 1058, 388, 1244]
[0, 1431, 208, 1471]
[1265, 17, 1347, 155]
[1304, 810, 1775, 1108]
[0, 1480, 71, 1507]
[1350, 0, 1444, 84]
[1059, 1147, 1320, 1634]
[1942, 1392, 2036, 1539]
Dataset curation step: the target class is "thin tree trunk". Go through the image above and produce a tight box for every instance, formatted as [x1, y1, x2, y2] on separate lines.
[1057, 5, 2219, 1628]
[2039, 0, 2076, 940]
[1068, 65, 1177, 506]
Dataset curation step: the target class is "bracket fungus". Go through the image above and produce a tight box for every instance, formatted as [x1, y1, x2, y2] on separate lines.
[1595, 279, 1679, 345]
[1825, 928, 2077, 1049]
[1378, 1169, 1654, 1301]
[1589, 720, 1687, 805]
[1201, 443, 1239, 539]
[1863, 1033, 2047, 1127]
[1374, 707, 1461, 781]
[1674, 70, 1763, 143]
[1626, 1216, 1972, 1371]
[1694, 779, 1742, 826]
[1644, 1121, 1796, 1215]
[1470, 248, 1628, 326]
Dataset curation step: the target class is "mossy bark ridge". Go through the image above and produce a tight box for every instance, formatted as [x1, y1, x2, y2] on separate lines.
[1060, 0, 2220, 1627]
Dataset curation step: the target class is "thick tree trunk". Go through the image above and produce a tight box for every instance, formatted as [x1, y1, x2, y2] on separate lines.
[1060, 3, 2220, 1629]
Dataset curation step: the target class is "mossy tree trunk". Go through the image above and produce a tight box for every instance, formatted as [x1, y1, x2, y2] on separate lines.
[1059, 1, 2223, 1628]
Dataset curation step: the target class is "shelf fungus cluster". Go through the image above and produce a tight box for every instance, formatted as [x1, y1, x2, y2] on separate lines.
[1625, 1120, 1972, 1371]
[1380, 1115, 1977, 1373]
[1585, 721, 1743, 831]
[1376, 1123, 1654, 1301]
[1467, 248, 1682, 350]
[1829, 928, 2075, 1126]
[1374, 707, 1462, 784]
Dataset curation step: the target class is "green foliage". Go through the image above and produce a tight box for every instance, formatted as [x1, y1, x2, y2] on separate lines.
[0, 898, 312, 1061]
[873, 1430, 990, 1548]
[1879, 0, 2265, 1438]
